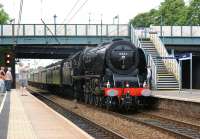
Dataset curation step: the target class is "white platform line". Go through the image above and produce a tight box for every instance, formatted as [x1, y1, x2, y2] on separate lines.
[0, 91, 8, 114]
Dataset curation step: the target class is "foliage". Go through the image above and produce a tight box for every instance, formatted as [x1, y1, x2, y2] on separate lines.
[130, 0, 200, 27]
[186, 0, 200, 25]
[0, 4, 10, 66]
[130, 9, 158, 27]
[0, 4, 9, 24]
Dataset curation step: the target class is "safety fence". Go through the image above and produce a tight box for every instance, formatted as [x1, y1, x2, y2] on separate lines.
[0, 24, 129, 37]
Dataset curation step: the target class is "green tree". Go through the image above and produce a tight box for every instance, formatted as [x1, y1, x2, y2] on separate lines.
[186, 0, 200, 25]
[131, 0, 187, 27]
[159, 0, 187, 25]
[130, 12, 149, 27]
[0, 4, 10, 66]
[130, 9, 158, 27]
[0, 4, 9, 24]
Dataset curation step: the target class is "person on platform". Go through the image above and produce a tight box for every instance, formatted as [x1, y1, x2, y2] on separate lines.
[0, 67, 6, 93]
[5, 67, 13, 92]
[0, 74, 5, 94]
[147, 66, 152, 89]
[18, 63, 29, 96]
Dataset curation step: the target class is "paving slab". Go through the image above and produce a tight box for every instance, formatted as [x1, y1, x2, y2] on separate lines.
[152, 89, 200, 103]
[0, 89, 93, 139]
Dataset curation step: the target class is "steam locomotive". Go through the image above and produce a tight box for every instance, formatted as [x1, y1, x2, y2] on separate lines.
[29, 39, 151, 110]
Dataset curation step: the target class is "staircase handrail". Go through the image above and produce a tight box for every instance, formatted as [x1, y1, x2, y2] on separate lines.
[148, 54, 157, 90]
[131, 26, 141, 48]
[149, 32, 180, 81]
[131, 25, 157, 90]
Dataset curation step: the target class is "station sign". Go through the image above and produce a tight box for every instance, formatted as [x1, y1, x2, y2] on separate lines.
[157, 53, 192, 60]
[178, 53, 192, 61]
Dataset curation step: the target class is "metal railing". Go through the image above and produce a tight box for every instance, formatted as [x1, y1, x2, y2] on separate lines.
[132, 26, 200, 37]
[151, 26, 200, 37]
[131, 25, 157, 89]
[0, 24, 129, 37]
[149, 32, 180, 81]
[148, 54, 157, 90]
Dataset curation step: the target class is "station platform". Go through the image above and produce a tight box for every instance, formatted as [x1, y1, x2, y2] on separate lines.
[0, 89, 93, 139]
[152, 89, 200, 103]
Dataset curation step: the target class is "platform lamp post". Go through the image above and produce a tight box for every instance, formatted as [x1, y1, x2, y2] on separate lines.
[10, 18, 16, 88]
[160, 14, 163, 36]
[154, 15, 163, 36]
[88, 12, 91, 36]
[113, 15, 119, 36]
[54, 14, 57, 35]
[100, 14, 103, 42]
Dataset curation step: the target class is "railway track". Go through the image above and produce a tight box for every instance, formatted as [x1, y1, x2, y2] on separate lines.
[28, 87, 200, 139]
[28, 89, 127, 139]
[122, 113, 200, 139]
[83, 104, 200, 139]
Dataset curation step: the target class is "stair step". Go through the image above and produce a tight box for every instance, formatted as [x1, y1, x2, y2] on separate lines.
[157, 85, 179, 87]
[152, 57, 161, 59]
[144, 50, 158, 52]
[145, 51, 158, 54]
[157, 72, 173, 75]
[156, 65, 166, 67]
[158, 78, 176, 80]
[142, 46, 155, 48]
[154, 62, 164, 64]
[154, 60, 164, 62]
[157, 88, 179, 90]
[157, 69, 169, 71]
[154, 61, 165, 63]
[158, 76, 176, 80]
[157, 82, 179, 84]
[157, 84, 179, 87]
[157, 68, 167, 70]
[158, 79, 177, 82]
[157, 73, 174, 76]
[140, 39, 151, 41]
[141, 43, 154, 46]
[158, 74, 175, 76]
[143, 48, 157, 51]
[157, 80, 177, 84]
[157, 84, 179, 88]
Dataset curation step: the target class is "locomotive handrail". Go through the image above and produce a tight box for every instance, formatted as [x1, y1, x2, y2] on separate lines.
[149, 33, 180, 82]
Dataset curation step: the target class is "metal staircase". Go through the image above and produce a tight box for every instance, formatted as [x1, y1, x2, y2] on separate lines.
[140, 39, 179, 90]
[131, 26, 180, 90]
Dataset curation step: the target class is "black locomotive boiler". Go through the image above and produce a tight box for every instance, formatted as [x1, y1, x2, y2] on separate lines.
[29, 39, 151, 110]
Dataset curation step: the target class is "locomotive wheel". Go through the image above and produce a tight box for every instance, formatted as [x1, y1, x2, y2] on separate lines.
[105, 97, 112, 110]
[89, 94, 94, 105]
[84, 94, 89, 104]
[99, 96, 103, 107]
[95, 96, 99, 106]
[124, 105, 131, 112]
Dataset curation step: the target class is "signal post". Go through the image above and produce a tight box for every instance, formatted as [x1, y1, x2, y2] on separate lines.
[4, 52, 16, 88]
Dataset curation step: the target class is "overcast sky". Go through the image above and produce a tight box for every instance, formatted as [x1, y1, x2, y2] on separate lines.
[1, 0, 167, 24]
